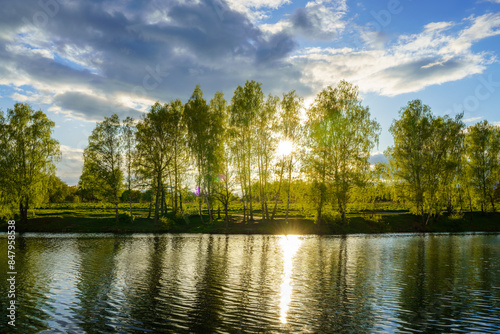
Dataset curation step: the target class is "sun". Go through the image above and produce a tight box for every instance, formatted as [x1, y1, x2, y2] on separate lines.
[278, 140, 293, 156]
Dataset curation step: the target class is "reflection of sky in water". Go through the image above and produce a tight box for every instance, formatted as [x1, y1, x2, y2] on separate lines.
[2, 234, 500, 333]
[279, 235, 302, 324]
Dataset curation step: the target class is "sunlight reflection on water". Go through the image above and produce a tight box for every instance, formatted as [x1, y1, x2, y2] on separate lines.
[1, 233, 499, 333]
[279, 235, 302, 324]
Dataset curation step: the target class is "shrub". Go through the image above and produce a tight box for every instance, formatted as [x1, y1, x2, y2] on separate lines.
[320, 211, 342, 225]
[159, 216, 174, 229]
[120, 211, 135, 223]
[449, 212, 464, 220]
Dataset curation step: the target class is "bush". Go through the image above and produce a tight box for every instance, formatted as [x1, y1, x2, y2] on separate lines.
[367, 214, 383, 223]
[120, 211, 135, 223]
[320, 211, 342, 225]
[449, 212, 464, 220]
[159, 216, 174, 229]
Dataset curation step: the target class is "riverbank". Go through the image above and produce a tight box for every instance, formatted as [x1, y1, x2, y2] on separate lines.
[2, 210, 499, 235]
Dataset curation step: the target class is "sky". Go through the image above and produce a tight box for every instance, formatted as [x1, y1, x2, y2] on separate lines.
[1, 0, 499, 185]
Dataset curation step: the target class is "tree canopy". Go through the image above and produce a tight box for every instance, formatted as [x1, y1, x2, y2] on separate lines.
[0, 103, 60, 223]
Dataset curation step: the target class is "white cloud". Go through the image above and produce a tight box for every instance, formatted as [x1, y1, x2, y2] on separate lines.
[227, 0, 290, 10]
[369, 151, 387, 164]
[463, 116, 483, 123]
[57, 145, 84, 185]
[60, 145, 84, 161]
[261, 0, 348, 40]
[291, 13, 500, 96]
[226, 0, 291, 22]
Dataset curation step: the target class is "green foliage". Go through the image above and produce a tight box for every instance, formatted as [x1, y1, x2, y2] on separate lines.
[135, 102, 178, 223]
[120, 210, 135, 223]
[464, 120, 500, 213]
[6, 80, 500, 232]
[120, 189, 142, 202]
[230, 80, 264, 222]
[386, 100, 464, 223]
[159, 216, 174, 229]
[305, 80, 380, 224]
[321, 211, 342, 225]
[80, 114, 124, 223]
[254, 93, 279, 221]
[184, 86, 226, 223]
[81, 114, 123, 201]
[46, 175, 79, 203]
[0, 103, 60, 223]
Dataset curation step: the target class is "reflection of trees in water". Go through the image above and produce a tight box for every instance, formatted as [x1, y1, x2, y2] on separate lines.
[3, 237, 55, 333]
[295, 236, 377, 333]
[397, 236, 462, 332]
[74, 237, 122, 333]
[398, 236, 428, 330]
[188, 235, 226, 333]
[5, 234, 500, 333]
[120, 235, 190, 332]
[396, 235, 500, 333]
[132, 235, 166, 330]
[222, 235, 270, 332]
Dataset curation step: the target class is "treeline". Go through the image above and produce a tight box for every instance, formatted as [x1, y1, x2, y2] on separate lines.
[1, 80, 499, 226]
[76, 79, 500, 226]
[386, 100, 500, 224]
[75, 80, 381, 226]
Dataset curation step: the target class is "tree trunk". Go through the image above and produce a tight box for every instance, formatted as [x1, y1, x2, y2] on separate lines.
[115, 201, 119, 225]
[224, 203, 229, 229]
[164, 195, 168, 215]
[161, 185, 165, 216]
[148, 196, 152, 219]
[248, 152, 253, 221]
[285, 159, 292, 223]
[317, 188, 324, 227]
[20, 199, 28, 224]
[128, 163, 133, 223]
[248, 185, 253, 221]
[205, 192, 213, 224]
[174, 147, 178, 214]
[154, 174, 161, 224]
[198, 192, 205, 224]
[447, 195, 452, 215]
[341, 196, 347, 224]
[468, 190, 473, 220]
[264, 199, 269, 221]
[271, 159, 285, 220]
[129, 198, 133, 224]
[258, 156, 265, 222]
[179, 191, 183, 213]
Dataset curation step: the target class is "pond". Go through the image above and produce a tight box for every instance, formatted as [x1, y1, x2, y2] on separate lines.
[1, 233, 499, 333]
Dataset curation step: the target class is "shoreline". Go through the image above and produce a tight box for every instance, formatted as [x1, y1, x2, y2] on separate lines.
[2, 212, 499, 235]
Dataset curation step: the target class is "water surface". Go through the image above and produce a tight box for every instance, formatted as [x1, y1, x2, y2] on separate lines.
[1, 233, 499, 333]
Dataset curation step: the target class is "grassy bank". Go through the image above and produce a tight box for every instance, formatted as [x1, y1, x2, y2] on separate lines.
[1, 202, 499, 235]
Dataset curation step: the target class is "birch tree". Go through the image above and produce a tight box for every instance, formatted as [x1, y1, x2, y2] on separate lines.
[387, 100, 464, 223]
[135, 103, 175, 224]
[83, 114, 123, 224]
[307, 81, 380, 224]
[122, 116, 136, 223]
[230, 80, 263, 222]
[464, 120, 500, 213]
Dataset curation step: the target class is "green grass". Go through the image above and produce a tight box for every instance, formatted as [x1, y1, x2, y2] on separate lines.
[1, 201, 498, 235]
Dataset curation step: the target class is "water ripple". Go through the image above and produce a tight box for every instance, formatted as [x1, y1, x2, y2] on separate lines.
[1, 233, 500, 333]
